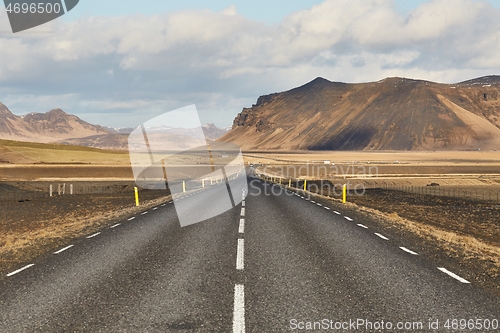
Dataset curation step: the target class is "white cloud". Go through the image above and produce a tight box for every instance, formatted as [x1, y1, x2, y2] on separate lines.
[222, 5, 237, 16]
[1, 0, 500, 127]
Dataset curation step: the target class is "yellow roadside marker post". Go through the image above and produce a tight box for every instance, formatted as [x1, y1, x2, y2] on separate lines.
[342, 184, 347, 203]
[134, 186, 140, 206]
[303, 179, 307, 191]
[288, 179, 291, 187]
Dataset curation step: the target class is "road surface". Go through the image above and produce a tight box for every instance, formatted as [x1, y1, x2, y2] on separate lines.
[0, 175, 498, 332]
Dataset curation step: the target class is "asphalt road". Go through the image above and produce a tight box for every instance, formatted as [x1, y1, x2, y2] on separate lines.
[0, 175, 498, 332]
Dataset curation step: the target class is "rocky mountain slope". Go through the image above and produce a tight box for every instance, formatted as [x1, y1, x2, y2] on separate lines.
[0, 103, 229, 150]
[0, 103, 109, 143]
[220, 76, 500, 151]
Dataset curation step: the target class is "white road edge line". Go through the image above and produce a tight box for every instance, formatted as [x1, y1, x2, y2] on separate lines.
[374, 233, 389, 240]
[161, 204, 166, 207]
[399, 247, 418, 255]
[344, 216, 353, 221]
[233, 284, 245, 333]
[152, 207, 158, 210]
[86, 232, 101, 239]
[110, 223, 121, 229]
[241, 208, 245, 217]
[236, 239, 244, 270]
[239, 219, 245, 234]
[53, 245, 74, 254]
[7, 264, 34, 277]
[141, 211, 148, 215]
[128, 217, 136, 221]
[357, 224, 368, 229]
[438, 267, 470, 283]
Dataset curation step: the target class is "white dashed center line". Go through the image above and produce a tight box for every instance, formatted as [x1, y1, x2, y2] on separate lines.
[344, 216, 353, 221]
[239, 219, 245, 234]
[236, 239, 244, 270]
[86, 232, 101, 239]
[333, 211, 341, 215]
[110, 223, 121, 229]
[317, 203, 322, 206]
[128, 217, 136, 221]
[53, 244, 74, 254]
[240, 208, 245, 217]
[357, 224, 368, 229]
[242, 201, 245, 207]
[311, 201, 316, 203]
[374, 233, 389, 240]
[438, 267, 470, 283]
[161, 204, 166, 207]
[233, 284, 245, 333]
[324, 207, 330, 210]
[7, 264, 34, 277]
[399, 247, 418, 255]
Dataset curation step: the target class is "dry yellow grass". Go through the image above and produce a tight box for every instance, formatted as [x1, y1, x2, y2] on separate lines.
[244, 151, 500, 165]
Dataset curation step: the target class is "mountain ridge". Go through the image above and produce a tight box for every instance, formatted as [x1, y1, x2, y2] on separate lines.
[0, 103, 109, 143]
[220, 75, 500, 151]
[0, 103, 230, 150]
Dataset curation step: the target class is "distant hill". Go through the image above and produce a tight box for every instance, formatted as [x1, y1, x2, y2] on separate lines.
[202, 123, 231, 141]
[220, 76, 500, 151]
[0, 103, 109, 143]
[62, 123, 230, 150]
[0, 103, 230, 150]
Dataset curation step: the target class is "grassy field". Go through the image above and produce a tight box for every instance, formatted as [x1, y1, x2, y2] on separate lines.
[244, 150, 500, 165]
[0, 139, 130, 164]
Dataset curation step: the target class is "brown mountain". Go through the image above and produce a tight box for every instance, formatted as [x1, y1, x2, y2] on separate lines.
[220, 76, 500, 151]
[0, 103, 109, 143]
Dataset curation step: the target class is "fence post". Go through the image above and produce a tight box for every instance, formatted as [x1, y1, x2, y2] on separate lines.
[49, 185, 53, 197]
[134, 187, 140, 206]
[70, 184, 73, 195]
[183, 181, 186, 193]
[289, 179, 291, 187]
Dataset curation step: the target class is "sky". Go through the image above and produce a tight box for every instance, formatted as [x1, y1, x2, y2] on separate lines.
[1, 0, 500, 128]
